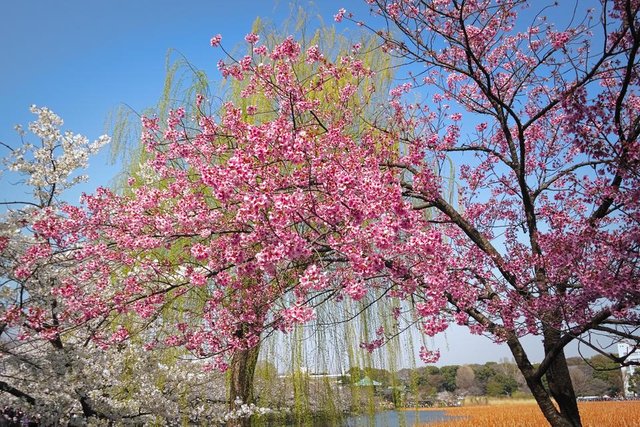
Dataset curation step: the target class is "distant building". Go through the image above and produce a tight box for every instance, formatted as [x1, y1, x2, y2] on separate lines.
[618, 342, 640, 397]
[354, 376, 382, 388]
[277, 367, 349, 384]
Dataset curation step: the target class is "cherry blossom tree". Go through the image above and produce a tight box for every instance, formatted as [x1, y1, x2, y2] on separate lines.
[336, 1, 639, 425]
[3, 37, 445, 426]
[0, 107, 237, 425]
[0, 105, 114, 420]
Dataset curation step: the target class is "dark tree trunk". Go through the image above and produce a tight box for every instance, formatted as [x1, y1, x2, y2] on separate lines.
[0, 380, 36, 405]
[543, 327, 582, 427]
[524, 376, 574, 427]
[78, 394, 100, 418]
[521, 370, 579, 427]
[507, 333, 581, 427]
[227, 344, 261, 427]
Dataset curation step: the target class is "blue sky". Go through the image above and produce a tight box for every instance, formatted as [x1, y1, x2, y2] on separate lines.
[0, 1, 370, 199]
[0, 0, 598, 367]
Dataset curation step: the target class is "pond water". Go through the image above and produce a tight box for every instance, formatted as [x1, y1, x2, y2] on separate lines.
[344, 409, 451, 426]
[258, 409, 455, 426]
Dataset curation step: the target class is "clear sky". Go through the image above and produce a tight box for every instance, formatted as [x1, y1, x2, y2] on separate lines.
[0, 0, 597, 368]
[0, 0, 369, 199]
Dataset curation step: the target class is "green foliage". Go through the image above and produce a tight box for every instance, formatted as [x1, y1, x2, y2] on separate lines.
[474, 363, 497, 383]
[485, 373, 519, 397]
[562, 356, 624, 397]
[628, 369, 640, 395]
[439, 365, 460, 392]
[412, 365, 458, 395]
[394, 361, 529, 398]
[589, 355, 623, 395]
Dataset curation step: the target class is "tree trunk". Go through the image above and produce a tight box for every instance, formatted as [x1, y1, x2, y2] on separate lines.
[543, 327, 582, 427]
[524, 377, 575, 427]
[506, 334, 581, 427]
[227, 344, 261, 427]
[0, 380, 36, 405]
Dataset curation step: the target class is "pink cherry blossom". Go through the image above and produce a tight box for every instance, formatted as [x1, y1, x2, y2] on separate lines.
[334, 8, 346, 22]
[210, 34, 222, 47]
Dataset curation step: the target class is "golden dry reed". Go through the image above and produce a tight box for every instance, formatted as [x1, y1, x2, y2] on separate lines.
[416, 401, 640, 427]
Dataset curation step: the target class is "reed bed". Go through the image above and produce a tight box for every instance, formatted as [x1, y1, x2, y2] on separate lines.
[416, 400, 640, 427]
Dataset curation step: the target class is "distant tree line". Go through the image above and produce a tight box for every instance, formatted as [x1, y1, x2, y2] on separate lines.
[343, 355, 625, 400]
[566, 356, 623, 397]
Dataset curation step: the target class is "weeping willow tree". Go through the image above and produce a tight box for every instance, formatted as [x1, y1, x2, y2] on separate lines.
[256, 283, 451, 425]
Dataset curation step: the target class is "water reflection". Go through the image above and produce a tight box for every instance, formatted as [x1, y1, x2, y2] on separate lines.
[345, 409, 450, 426]
[257, 409, 453, 426]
